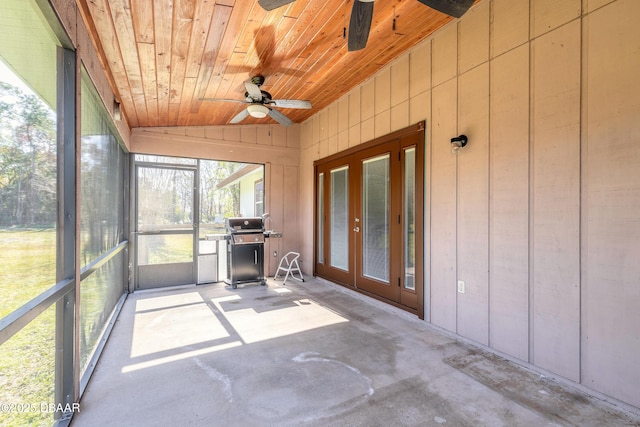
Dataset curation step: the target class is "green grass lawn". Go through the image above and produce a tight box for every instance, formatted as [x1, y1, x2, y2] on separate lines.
[1, 228, 192, 426]
[1, 229, 57, 427]
[0, 229, 57, 318]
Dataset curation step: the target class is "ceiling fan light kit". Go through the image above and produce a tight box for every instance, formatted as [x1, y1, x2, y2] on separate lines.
[247, 104, 270, 118]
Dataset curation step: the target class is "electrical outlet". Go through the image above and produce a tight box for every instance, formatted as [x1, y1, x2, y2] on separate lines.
[457, 280, 465, 294]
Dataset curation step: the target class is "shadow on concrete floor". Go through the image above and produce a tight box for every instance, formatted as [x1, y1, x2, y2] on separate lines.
[71, 277, 640, 427]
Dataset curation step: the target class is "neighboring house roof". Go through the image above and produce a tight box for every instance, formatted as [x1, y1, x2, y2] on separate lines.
[216, 163, 262, 190]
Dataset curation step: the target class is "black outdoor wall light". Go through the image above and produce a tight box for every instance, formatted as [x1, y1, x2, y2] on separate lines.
[451, 134, 468, 154]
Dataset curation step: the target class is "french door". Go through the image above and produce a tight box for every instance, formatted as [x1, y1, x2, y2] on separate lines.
[315, 123, 424, 314]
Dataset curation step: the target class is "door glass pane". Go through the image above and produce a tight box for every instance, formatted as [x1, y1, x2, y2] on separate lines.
[138, 167, 194, 231]
[330, 167, 348, 271]
[363, 155, 389, 282]
[136, 166, 194, 271]
[317, 172, 324, 264]
[137, 234, 194, 265]
[404, 148, 416, 290]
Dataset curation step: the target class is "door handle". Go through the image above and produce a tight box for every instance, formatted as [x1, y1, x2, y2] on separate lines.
[254, 250, 258, 264]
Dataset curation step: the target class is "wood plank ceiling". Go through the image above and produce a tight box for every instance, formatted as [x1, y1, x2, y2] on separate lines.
[77, 0, 472, 128]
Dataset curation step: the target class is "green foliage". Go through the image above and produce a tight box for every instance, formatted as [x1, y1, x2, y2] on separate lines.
[0, 82, 56, 227]
[199, 160, 242, 222]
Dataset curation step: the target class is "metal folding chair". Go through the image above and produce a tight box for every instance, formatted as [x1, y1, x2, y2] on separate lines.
[274, 252, 304, 284]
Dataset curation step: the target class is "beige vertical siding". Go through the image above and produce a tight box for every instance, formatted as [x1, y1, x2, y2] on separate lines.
[581, 0, 640, 408]
[298, 0, 640, 411]
[431, 79, 459, 332]
[530, 19, 581, 382]
[489, 43, 530, 362]
[457, 63, 490, 345]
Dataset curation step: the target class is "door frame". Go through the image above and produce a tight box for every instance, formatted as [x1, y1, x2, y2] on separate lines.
[132, 161, 198, 290]
[313, 122, 425, 318]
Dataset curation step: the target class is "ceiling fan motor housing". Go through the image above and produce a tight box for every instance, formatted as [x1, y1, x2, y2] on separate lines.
[245, 89, 273, 104]
[251, 75, 265, 87]
[201, 74, 309, 126]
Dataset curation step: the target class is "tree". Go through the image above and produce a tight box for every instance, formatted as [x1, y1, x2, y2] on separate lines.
[0, 82, 56, 227]
[199, 160, 242, 222]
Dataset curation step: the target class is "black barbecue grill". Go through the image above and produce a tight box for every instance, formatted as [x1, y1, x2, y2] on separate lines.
[225, 217, 266, 288]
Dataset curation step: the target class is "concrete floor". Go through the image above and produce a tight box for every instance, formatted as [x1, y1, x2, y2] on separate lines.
[71, 277, 640, 427]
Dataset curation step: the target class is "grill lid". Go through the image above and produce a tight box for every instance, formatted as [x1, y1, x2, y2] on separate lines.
[225, 217, 264, 233]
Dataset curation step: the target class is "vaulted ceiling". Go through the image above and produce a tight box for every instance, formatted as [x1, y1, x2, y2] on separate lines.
[78, 0, 477, 128]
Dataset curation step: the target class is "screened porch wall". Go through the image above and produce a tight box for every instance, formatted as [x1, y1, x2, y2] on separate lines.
[129, 125, 301, 276]
[297, 0, 640, 413]
[1, 0, 131, 420]
[52, 0, 131, 150]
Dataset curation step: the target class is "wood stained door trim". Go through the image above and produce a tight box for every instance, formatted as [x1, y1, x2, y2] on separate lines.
[313, 121, 425, 318]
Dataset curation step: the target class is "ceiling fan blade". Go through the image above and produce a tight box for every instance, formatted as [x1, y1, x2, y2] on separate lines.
[270, 99, 312, 109]
[200, 98, 247, 104]
[244, 81, 264, 102]
[416, 0, 474, 18]
[230, 108, 250, 124]
[348, 0, 374, 52]
[267, 108, 293, 127]
[257, 0, 296, 11]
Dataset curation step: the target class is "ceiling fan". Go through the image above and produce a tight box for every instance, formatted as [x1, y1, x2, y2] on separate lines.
[348, 0, 475, 51]
[201, 76, 312, 127]
[256, 0, 474, 51]
[257, 0, 296, 10]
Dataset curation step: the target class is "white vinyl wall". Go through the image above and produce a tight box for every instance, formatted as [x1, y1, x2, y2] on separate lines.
[298, 0, 640, 411]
